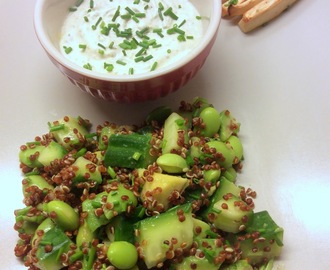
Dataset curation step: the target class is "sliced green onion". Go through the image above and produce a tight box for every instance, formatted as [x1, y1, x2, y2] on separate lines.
[150, 61, 158, 71]
[92, 17, 102, 30]
[163, 7, 178, 20]
[116, 60, 127, 66]
[112, 6, 121, 22]
[83, 63, 93, 70]
[79, 44, 87, 50]
[129, 67, 134, 75]
[63, 46, 73, 54]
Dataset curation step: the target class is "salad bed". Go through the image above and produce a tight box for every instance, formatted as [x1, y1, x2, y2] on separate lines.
[14, 98, 283, 270]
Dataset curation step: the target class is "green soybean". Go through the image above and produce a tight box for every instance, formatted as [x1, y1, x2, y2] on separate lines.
[198, 107, 221, 137]
[156, 153, 189, 173]
[46, 200, 80, 231]
[203, 169, 221, 184]
[206, 141, 235, 169]
[107, 241, 138, 269]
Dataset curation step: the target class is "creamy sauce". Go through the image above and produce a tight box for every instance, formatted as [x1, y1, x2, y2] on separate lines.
[60, 0, 204, 75]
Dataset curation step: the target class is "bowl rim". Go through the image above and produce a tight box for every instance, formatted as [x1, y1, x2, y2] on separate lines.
[34, 0, 221, 82]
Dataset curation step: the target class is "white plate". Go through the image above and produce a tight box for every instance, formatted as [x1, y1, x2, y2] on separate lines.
[1, 0, 330, 269]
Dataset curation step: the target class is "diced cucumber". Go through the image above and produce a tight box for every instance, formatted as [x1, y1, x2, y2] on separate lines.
[140, 171, 189, 211]
[205, 140, 236, 169]
[49, 116, 90, 150]
[176, 255, 219, 270]
[135, 204, 194, 269]
[192, 218, 211, 238]
[237, 211, 284, 266]
[162, 112, 189, 154]
[71, 156, 102, 185]
[35, 226, 73, 270]
[105, 214, 135, 244]
[22, 175, 54, 198]
[219, 110, 240, 142]
[220, 259, 253, 270]
[19, 144, 45, 168]
[104, 132, 156, 169]
[38, 141, 68, 166]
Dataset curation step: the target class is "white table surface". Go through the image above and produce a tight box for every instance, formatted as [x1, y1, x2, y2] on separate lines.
[1, 1, 329, 269]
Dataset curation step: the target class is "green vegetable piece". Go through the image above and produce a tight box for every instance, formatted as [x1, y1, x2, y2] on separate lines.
[196, 107, 221, 137]
[104, 132, 156, 169]
[71, 156, 102, 185]
[145, 105, 172, 125]
[49, 116, 90, 150]
[162, 112, 188, 154]
[14, 206, 44, 235]
[31, 218, 55, 248]
[237, 211, 284, 266]
[219, 110, 240, 142]
[82, 192, 109, 232]
[106, 214, 136, 243]
[189, 136, 202, 159]
[192, 218, 211, 238]
[222, 167, 238, 183]
[76, 221, 95, 248]
[213, 195, 254, 233]
[140, 171, 189, 211]
[22, 175, 54, 198]
[98, 125, 117, 151]
[176, 255, 219, 270]
[134, 204, 194, 269]
[107, 241, 138, 269]
[46, 200, 80, 231]
[220, 259, 253, 270]
[38, 141, 68, 166]
[203, 169, 221, 184]
[156, 153, 189, 173]
[227, 135, 243, 163]
[205, 140, 236, 168]
[19, 144, 45, 168]
[191, 97, 213, 118]
[104, 183, 138, 220]
[35, 226, 73, 270]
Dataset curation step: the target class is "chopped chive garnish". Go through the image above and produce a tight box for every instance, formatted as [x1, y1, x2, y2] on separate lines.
[92, 17, 102, 30]
[129, 67, 134, 75]
[98, 43, 106, 50]
[134, 56, 144, 62]
[174, 28, 185, 35]
[121, 14, 131, 20]
[196, 16, 202, 20]
[89, 0, 94, 8]
[104, 62, 114, 72]
[187, 35, 194, 39]
[122, 50, 127, 56]
[152, 43, 162, 48]
[132, 16, 139, 23]
[179, 19, 186, 28]
[112, 6, 121, 21]
[143, 55, 153, 62]
[79, 44, 87, 50]
[83, 16, 89, 22]
[83, 63, 93, 70]
[116, 60, 127, 66]
[144, 5, 149, 10]
[63, 46, 73, 54]
[134, 0, 140, 4]
[150, 61, 158, 71]
[167, 49, 172, 53]
[177, 35, 186, 42]
[163, 7, 178, 20]
[49, 124, 65, 132]
[125, 6, 135, 15]
[69, 6, 77, 12]
[98, 49, 105, 55]
[107, 166, 116, 178]
[132, 152, 141, 160]
[109, 41, 115, 49]
[135, 12, 146, 18]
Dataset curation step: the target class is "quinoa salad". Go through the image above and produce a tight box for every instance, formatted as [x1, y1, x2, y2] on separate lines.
[14, 97, 284, 270]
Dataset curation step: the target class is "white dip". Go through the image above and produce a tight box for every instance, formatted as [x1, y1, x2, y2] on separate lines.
[60, 0, 204, 75]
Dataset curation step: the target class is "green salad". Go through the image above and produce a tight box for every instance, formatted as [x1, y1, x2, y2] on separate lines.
[14, 97, 284, 270]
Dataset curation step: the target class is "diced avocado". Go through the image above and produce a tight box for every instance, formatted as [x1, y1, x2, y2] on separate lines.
[226, 136, 243, 164]
[71, 156, 102, 185]
[162, 112, 189, 154]
[192, 218, 211, 238]
[49, 116, 90, 150]
[22, 175, 54, 198]
[104, 183, 138, 220]
[104, 132, 156, 169]
[220, 259, 253, 270]
[38, 141, 68, 166]
[219, 110, 240, 142]
[140, 171, 189, 211]
[212, 195, 254, 233]
[19, 144, 45, 168]
[236, 211, 284, 266]
[35, 226, 73, 270]
[135, 204, 194, 269]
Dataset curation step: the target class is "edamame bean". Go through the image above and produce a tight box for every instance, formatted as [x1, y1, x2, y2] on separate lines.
[203, 169, 221, 184]
[156, 153, 189, 173]
[198, 107, 221, 137]
[46, 200, 80, 231]
[107, 241, 138, 269]
[206, 141, 235, 169]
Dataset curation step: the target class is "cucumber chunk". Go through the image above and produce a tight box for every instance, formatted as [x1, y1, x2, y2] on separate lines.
[38, 141, 68, 166]
[71, 156, 102, 185]
[135, 204, 194, 269]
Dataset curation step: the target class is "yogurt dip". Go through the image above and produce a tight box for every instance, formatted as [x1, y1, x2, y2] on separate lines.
[60, 0, 204, 75]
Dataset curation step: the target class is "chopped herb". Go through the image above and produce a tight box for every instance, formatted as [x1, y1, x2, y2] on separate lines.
[89, 0, 94, 8]
[104, 62, 114, 72]
[163, 7, 178, 20]
[116, 60, 127, 66]
[98, 43, 106, 50]
[83, 63, 93, 70]
[143, 55, 153, 62]
[129, 67, 134, 75]
[79, 44, 87, 50]
[179, 19, 186, 28]
[225, 0, 238, 7]
[63, 46, 73, 54]
[125, 6, 135, 15]
[133, 0, 140, 4]
[83, 16, 89, 22]
[92, 17, 102, 30]
[98, 49, 105, 55]
[109, 41, 115, 49]
[112, 6, 121, 22]
[150, 61, 158, 71]
[196, 16, 202, 20]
